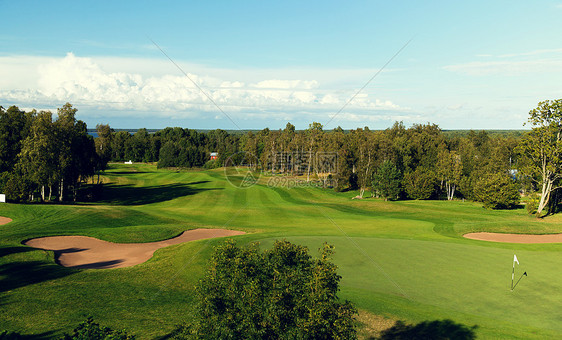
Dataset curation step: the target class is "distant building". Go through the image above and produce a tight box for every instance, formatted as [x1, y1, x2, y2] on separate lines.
[210, 152, 218, 160]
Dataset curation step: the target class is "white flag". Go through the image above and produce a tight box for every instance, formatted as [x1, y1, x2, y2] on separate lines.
[514, 254, 519, 265]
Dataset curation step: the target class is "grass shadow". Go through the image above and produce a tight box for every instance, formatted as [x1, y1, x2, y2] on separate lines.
[0, 330, 59, 339]
[0, 246, 36, 258]
[106, 171, 152, 175]
[0, 261, 76, 293]
[96, 182, 221, 205]
[69, 259, 124, 270]
[376, 319, 477, 340]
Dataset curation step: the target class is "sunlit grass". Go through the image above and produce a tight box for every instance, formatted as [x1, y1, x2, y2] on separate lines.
[0, 163, 561, 339]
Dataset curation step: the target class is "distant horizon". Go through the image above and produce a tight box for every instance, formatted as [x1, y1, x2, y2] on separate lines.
[84, 126, 531, 133]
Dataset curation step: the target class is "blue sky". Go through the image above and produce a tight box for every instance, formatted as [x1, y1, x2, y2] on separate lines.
[1, 1, 562, 130]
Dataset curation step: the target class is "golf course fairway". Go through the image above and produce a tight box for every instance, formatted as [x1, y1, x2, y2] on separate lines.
[1, 163, 561, 339]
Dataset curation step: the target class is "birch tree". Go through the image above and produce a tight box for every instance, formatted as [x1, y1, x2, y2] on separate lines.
[518, 99, 562, 216]
[437, 149, 462, 201]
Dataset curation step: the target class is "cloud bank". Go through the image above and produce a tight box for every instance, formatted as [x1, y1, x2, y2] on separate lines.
[0, 53, 405, 123]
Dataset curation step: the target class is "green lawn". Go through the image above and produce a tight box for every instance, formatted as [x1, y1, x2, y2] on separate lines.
[1, 163, 561, 339]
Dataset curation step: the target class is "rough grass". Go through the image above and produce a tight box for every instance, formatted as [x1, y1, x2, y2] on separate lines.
[1, 163, 561, 339]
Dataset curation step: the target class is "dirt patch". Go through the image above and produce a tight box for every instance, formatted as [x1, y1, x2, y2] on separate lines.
[356, 309, 397, 339]
[24, 228, 245, 269]
[0, 216, 13, 225]
[463, 232, 562, 243]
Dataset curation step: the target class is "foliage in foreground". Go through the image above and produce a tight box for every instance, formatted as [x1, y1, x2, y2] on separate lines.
[178, 239, 357, 339]
[0, 330, 22, 340]
[60, 317, 135, 340]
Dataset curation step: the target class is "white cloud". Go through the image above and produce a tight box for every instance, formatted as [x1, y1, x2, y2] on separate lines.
[0, 53, 405, 120]
[252, 79, 318, 90]
[443, 59, 562, 76]
[445, 47, 562, 76]
[497, 48, 562, 58]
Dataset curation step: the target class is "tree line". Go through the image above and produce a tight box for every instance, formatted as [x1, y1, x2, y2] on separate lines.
[0, 103, 98, 202]
[2, 100, 562, 216]
[90, 119, 523, 210]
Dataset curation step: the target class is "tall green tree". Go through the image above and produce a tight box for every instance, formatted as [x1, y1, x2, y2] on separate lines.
[372, 160, 402, 200]
[0, 105, 32, 173]
[352, 128, 377, 198]
[403, 166, 437, 200]
[305, 122, 323, 182]
[437, 149, 462, 201]
[517, 99, 562, 216]
[111, 131, 132, 161]
[95, 124, 113, 183]
[17, 111, 58, 201]
[473, 172, 520, 209]
[53, 103, 96, 201]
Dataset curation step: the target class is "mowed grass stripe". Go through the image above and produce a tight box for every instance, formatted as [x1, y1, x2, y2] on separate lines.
[1, 163, 561, 339]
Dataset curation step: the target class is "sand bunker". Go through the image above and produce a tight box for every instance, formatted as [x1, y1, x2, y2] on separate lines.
[0, 216, 12, 225]
[24, 228, 245, 269]
[464, 232, 562, 243]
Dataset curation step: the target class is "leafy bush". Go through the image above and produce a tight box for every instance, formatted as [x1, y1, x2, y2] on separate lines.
[0, 330, 23, 340]
[403, 167, 437, 200]
[181, 239, 357, 339]
[525, 193, 539, 214]
[203, 160, 218, 169]
[372, 161, 402, 200]
[474, 173, 520, 209]
[60, 316, 135, 340]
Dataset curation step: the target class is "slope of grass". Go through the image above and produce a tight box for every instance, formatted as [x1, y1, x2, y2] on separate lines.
[1, 163, 561, 339]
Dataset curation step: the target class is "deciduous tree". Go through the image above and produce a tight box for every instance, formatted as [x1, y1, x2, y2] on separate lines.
[473, 172, 520, 209]
[517, 99, 562, 216]
[372, 160, 402, 200]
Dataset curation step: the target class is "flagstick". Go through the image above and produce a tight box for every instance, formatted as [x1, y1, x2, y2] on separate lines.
[512, 272, 527, 291]
[511, 258, 515, 291]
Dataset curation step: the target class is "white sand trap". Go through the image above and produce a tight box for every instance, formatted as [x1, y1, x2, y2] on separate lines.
[24, 228, 245, 269]
[463, 232, 562, 243]
[0, 216, 13, 225]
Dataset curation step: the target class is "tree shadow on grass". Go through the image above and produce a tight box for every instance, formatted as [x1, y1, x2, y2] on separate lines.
[0, 261, 76, 293]
[68, 259, 124, 270]
[106, 171, 152, 175]
[96, 182, 221, 205]
[0, 246, 36, 258]
[376, 319, 477, 340]
[0, 330, 59, 340]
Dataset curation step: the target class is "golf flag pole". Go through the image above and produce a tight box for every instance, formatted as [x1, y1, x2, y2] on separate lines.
[513, 271, 527, 290]
[511, 254, 519, 291]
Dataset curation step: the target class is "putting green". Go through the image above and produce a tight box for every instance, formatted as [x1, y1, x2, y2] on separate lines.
[1, 163, 561, 339]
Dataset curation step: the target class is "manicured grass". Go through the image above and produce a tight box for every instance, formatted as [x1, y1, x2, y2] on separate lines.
[1, 163, 561, 339]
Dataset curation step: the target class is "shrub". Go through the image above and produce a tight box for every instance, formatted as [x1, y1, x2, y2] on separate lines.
[183, 239, 358, 339]
[525, 193, 539, 214]
[474, 173, 520, 209]
[60, 316, 135, 340]
[403, 167, 437, 200]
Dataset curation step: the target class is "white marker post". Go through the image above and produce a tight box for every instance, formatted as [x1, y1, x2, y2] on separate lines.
[0, 194, 5, 203]
[511, 254, 519, 291]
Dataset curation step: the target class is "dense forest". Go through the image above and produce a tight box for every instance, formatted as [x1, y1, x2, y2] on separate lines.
[2, 100, 562, 216]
